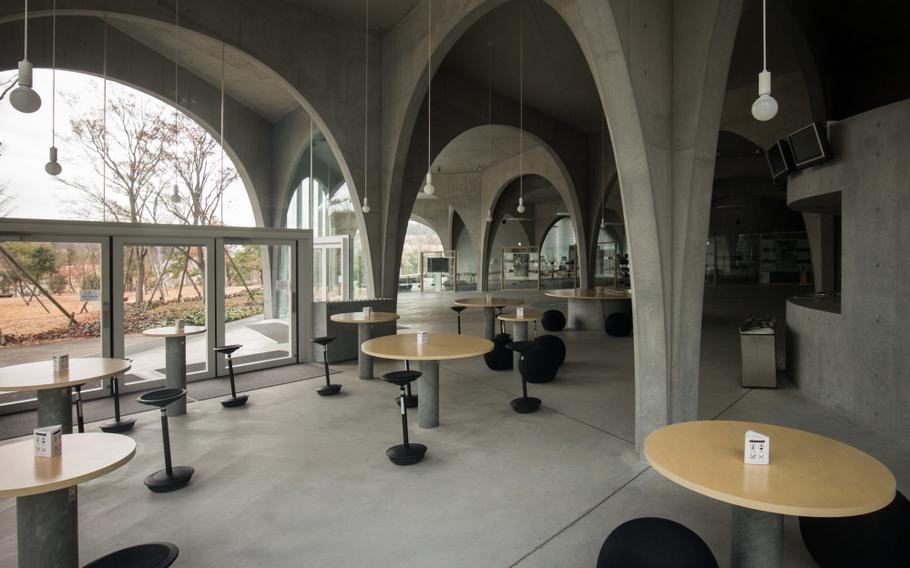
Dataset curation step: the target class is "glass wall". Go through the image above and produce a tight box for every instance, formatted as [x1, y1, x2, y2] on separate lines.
[399, 220, 443, 293]
[540, 217, 578, 289]
[594, 227, 621, 287]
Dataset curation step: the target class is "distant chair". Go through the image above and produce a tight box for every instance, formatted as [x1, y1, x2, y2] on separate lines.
[213, 345, 248, 407]
[381, 370, 427, 466]
[799, 491, 909, 567]
[506, 341, 542, 413]
[83, 543, 179, 568]
[312, 337, 342, 396]
[541, 309, 566, 332]
[450, 306, 467, 334]
[483, 333, 513, 371]
[100, 369, 136, 433]
[597, 517, 718, 568]
[605, 312, 633, 337]
[535, 334, 566, 367]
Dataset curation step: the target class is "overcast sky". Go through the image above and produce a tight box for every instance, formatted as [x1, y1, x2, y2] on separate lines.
[0, 69, 255, 226]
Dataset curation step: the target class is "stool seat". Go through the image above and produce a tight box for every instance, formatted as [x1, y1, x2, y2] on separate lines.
[450, 306, 467, 313]
[137, 388, 186, 409]
[83, 542, 179, 568]
[213, 344, 242, 355]
[312, 336, 336, 346]
[382, 370, 422, 386]
[506, 340, 536, 353]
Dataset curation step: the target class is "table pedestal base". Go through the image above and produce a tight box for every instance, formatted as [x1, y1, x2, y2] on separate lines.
[17, 487, 78, 568]
[483, 307, 496, 340]
[37, 388, 73, 434]
[417, 360, 440, 428]
[358, 324, 374, 380]
[165, 336, 187, 416]
[567, 298, 631, 331]
[511, 321, 528, 380]
[731, 506, 783, 568]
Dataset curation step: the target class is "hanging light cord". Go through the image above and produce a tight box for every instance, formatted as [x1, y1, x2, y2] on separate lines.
[427, 0, 432, 175]
[50, 0, 56, 146]
[23, 0, 28, 60]
[762, 0, 767, 72]
[220, 41, 225, 223]
[102, 14, 108, 222]
[364, 0, 369, 208]
[488, 41, 492, 166]
[519, 2, 524, 204]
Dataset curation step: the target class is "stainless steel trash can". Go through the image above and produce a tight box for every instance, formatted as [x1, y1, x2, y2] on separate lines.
[740, 317, 777, 388]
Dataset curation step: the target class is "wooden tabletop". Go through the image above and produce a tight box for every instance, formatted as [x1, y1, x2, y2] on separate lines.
[453, 297, 524, 308]
[142, 325, 207, 338]
[544, 288, 632, 300]
[644, 420, 896, 517]
[361, 332, 493, 361]
[497, 311, 542, 322]
[330, 311, 400, 324]
[0, 433, 136, 498]
[0, 358, 132, 392]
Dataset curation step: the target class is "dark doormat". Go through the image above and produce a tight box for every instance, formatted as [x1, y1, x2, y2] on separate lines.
[0, 363, 340, 440]
[154, 350, 291, 375]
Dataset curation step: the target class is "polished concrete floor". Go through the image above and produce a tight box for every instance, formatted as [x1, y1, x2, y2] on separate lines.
[1, 285, 907, 567]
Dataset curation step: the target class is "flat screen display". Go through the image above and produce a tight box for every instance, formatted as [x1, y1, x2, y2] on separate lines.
[426, 257, 450, 274]
[788, 122, 831, 169]
[766, 140, 793, 180]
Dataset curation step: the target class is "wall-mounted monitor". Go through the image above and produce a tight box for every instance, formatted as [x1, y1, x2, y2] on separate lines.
[766, 139, 795, 181]
[426, 257, 451, 274]
[787, 122, 832, 170]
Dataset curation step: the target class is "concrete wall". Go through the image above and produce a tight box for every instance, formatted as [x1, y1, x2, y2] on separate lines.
[786, 98, 910, 431]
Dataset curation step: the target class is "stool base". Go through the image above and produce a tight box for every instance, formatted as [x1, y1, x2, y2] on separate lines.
[221, 395, 249, 408]
[83, 542, 179, 568]
[100, 417, 136, 433]
[386, 443, 427, 466]
[317, 384, 342, 396]
[396, 394, 418, 408]
[510, 397, 542, 414]
[144, 466, 194, 493]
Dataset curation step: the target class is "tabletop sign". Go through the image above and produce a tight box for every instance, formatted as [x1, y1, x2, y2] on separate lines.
[744, 430, 770, 464]
[417, 330, 429, 344]
[174, 318, 185, 332]
[34, 425, 62, 457]
[484, 294, 492, 304]
[363, 306, 373, 315]
[79, 289, 101, 302]
[516, 306, 525, 318]
[53, 354, 69, 372]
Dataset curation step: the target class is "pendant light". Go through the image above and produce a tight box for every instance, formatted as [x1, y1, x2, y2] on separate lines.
[485, 40, 493, 224]
[423, 0, 435, 195]
[516, 3, 525, 215]
[44, 0, 62, 175]
[361, 0, 371, 213]
[751, 0, 778, 121]
[11, 0, 41, 113]
[170, 0, 182, 205]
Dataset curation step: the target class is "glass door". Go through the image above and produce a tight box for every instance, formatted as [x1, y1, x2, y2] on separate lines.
[0, 235, 110, 410]
[112, 237, 216, 390]
[219, 240, 296, 372]
[313, 236, 351, 302]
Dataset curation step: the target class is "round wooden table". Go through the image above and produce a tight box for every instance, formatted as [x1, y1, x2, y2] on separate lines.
[142, 326, 206, 416]
[0, 433, 136, 568]
[498, 310, 541, 380]
[361, 332, 493, 428]
[0, 358, 132, 434]
[330, 312, 400, 380]
[644, 420, 896, 568]
[544, 288, 631, 331]
[453, 296, 524, 339]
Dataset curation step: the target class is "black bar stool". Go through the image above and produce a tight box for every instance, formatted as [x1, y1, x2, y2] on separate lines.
[213, 345, 248, 407]
[100, 372, 136, 433]
[312, 336, 341, 396]
[381, 370, 426, 465]
[395, 360, 418, 408]
[506, 341, 542, 413]
[84, 542, 179, 568]
[450, 306, 466, 334]
[137, 388, 194, 492]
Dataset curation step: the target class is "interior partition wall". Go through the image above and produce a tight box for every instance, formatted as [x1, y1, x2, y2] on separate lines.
[0, 218, 313, 415]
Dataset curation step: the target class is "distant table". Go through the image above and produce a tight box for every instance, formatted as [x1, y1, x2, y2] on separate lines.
[645, 420, 896, 568]
[142, 326, 206, 416]
[0, 433, 136, 568]
[544, 288, 631, 331]
[498, 311, 541, 380]
[0, 358, 132, 433]
[330, 311, 400, 380]
[453, 297, 524, 339]
[361, 332, 493, 428]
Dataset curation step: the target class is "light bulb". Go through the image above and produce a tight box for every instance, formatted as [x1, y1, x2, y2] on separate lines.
[516, 197, 525, 214]
[10, 60, 41, 113]
[751, 70, 778, 122]
[44, 146, 62, 176]
[423, 172, 435, 195]
[362, 196, 370, 213]
[486, 211, 493, 223]
[170, 184, 181, 203]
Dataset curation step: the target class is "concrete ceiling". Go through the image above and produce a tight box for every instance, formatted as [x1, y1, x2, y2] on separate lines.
[431, 125, 541, 174]
[107, 15, 300, 122]
[284, 0, 419, 31]
[440, 0, 604, 134]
